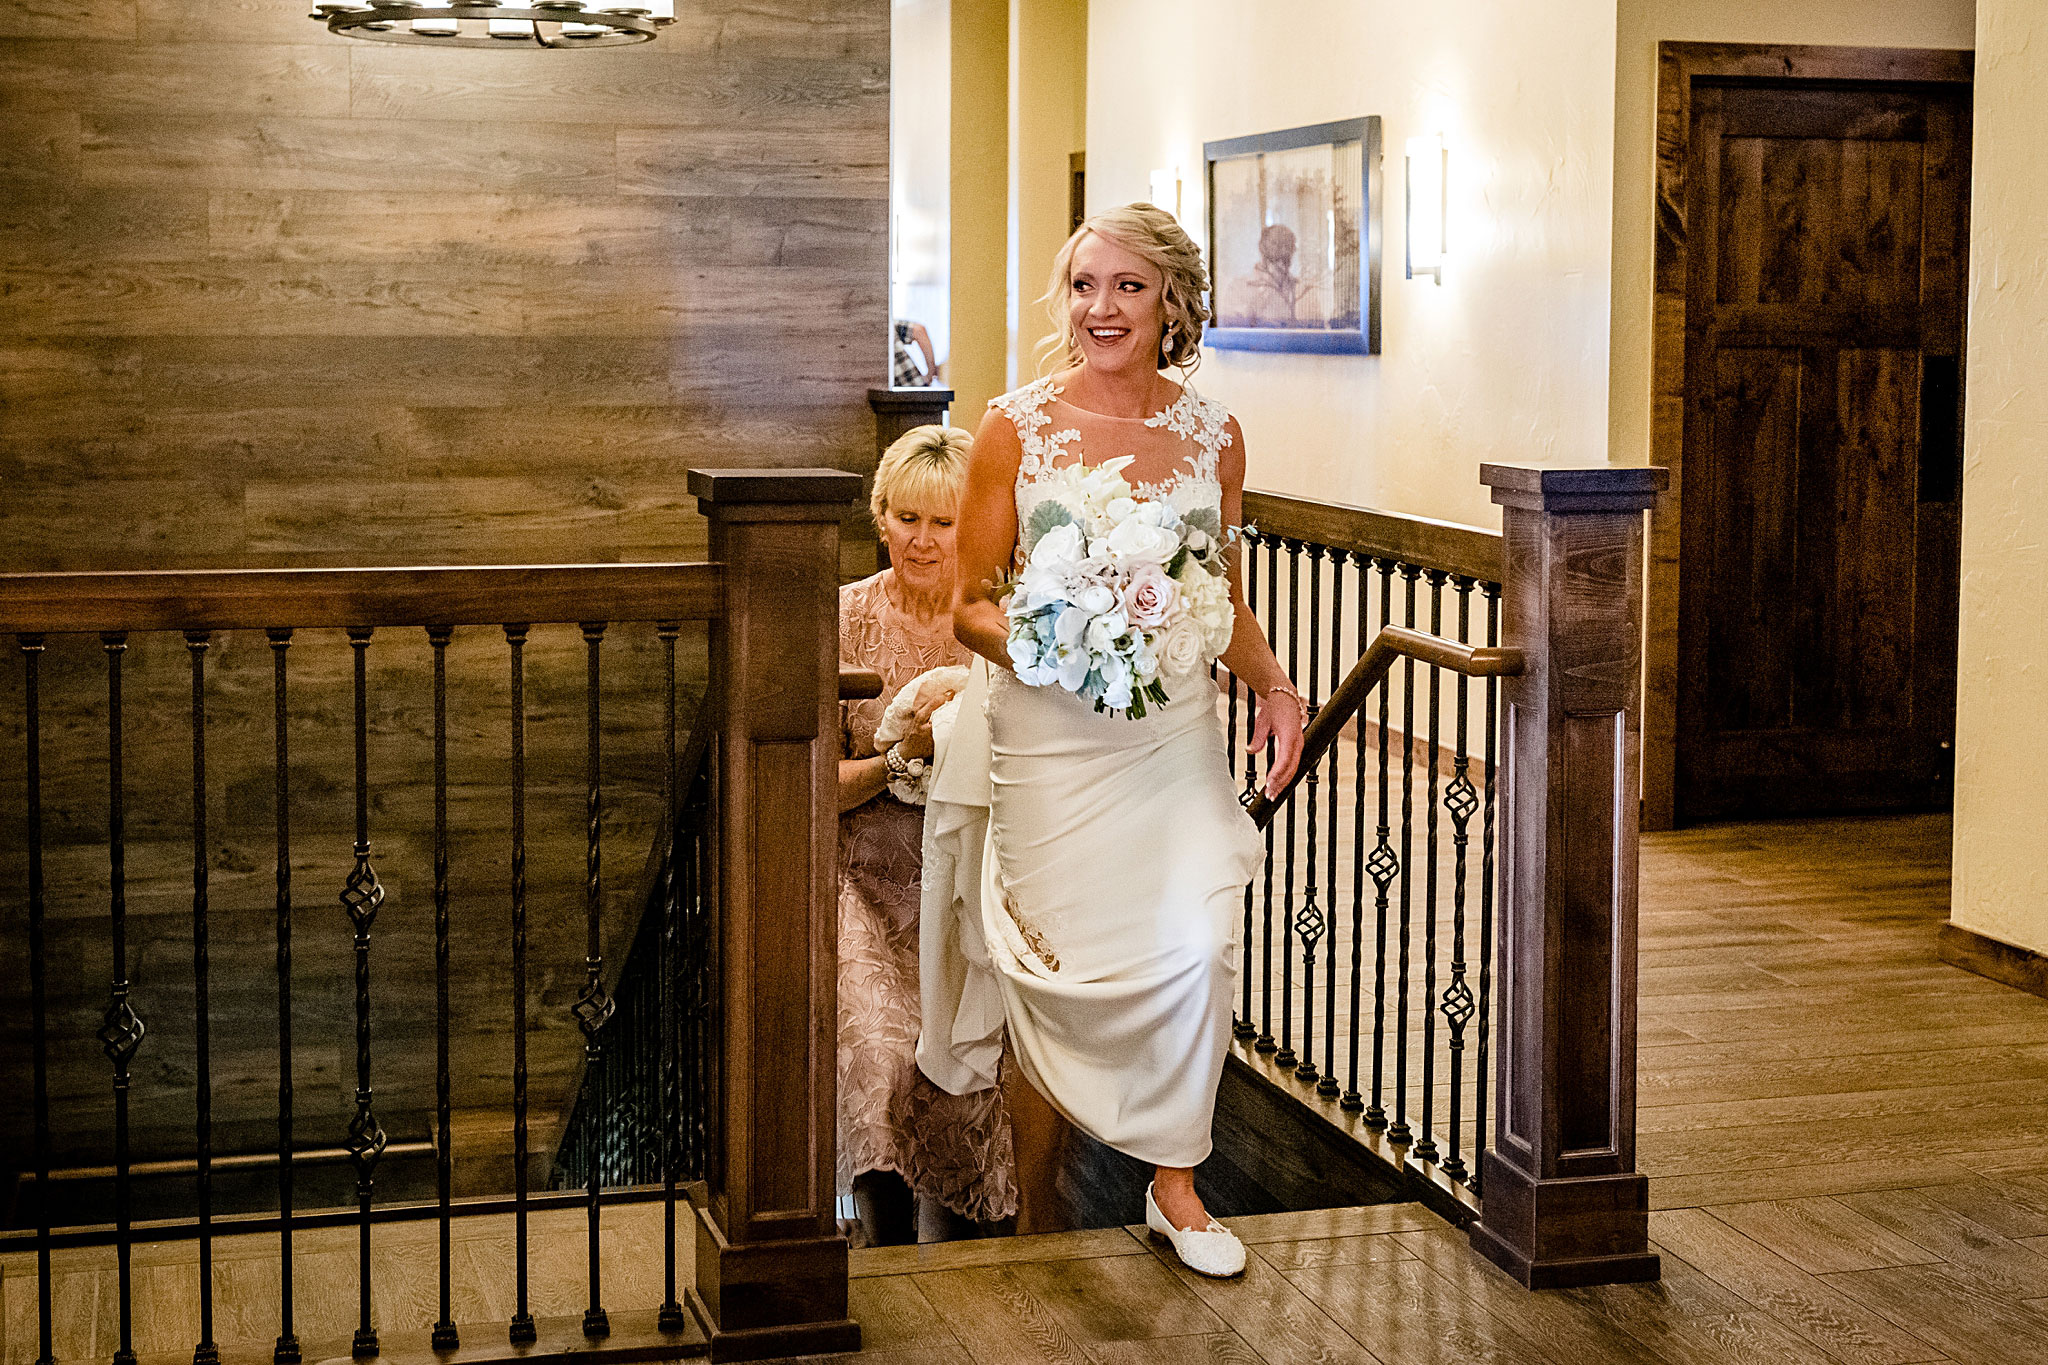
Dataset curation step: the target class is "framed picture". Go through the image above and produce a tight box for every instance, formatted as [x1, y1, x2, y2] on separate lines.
[1203, 117, 1382, 354]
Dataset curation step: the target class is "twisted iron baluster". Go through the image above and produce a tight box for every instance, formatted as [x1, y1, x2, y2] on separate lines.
[268, 629, 300, 1365]
[1415, 570, 1446, 1165]
[576, 623, 615, 1338]
[1294, 543, 1324, 1084]
[1320, 549, 1345, 1099]
[1257, 534, 1280, 1054]
[99, 632, 143, 1365]
[21, 636, 53, 1365]
[658, 623, 687, 1331]
[1389, 564, 1419, 1148]
[341, 629, 386, 1360]
[1364, 562, 1397, 1132]
[1235, 532, 1260, 1042]
[1440, 578, 1479, 1182]
[187, 632, 220, 1365]
[1276, 538, 1302, 1072]
[1473, 584, 1501, 1197]
[1342, 557, 1368, 1114]
[427, 626, 460, 1351]
[506, 624, 536, 1345]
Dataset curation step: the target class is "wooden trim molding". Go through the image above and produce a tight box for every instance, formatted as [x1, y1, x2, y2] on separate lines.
[1939, 922, 2048, 1002]
[1642, 41, 1974, 830]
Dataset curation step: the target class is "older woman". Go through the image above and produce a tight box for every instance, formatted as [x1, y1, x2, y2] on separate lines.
[837, 425, 1016, 1244]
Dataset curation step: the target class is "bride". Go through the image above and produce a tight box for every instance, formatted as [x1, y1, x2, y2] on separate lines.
[927, 202, 1304, 1276]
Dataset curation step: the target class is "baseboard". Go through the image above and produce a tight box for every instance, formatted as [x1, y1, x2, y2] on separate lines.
[1939, 922, 2048, 1001]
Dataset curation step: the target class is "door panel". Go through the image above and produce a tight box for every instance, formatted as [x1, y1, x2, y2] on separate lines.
[1677, 80, 1968, 821]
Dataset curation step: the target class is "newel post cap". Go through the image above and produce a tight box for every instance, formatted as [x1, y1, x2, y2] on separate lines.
[688, 467, 864, 512]
[1480, 460, 1668, 514]
[867, 386, 957, 412]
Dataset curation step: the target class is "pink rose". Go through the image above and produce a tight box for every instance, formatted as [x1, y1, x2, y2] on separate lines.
[1120, 563, 1178, 628]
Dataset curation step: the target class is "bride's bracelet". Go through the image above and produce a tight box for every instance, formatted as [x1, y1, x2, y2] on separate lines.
[1261, 681, 1305, 711]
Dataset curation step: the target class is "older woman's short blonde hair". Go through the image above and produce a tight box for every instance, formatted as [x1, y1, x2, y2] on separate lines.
[1039, 202, 1210, 374]
[871, 424, 972, 528]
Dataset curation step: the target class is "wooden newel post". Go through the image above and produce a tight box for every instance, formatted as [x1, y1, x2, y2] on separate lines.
[1469, 460, 1668, 1289]
[687, 468, 863, 1360]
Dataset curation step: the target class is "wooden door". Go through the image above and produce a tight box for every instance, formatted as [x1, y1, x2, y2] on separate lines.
[1677, 79, 1969, 822]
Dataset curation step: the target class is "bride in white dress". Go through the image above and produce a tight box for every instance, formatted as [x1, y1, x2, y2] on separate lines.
[924, 203, 1304, 1276]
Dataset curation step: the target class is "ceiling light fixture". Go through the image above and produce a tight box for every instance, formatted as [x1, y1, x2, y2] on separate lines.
[309, 1, 675, 49]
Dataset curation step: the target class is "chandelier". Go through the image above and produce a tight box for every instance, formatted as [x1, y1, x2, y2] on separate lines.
[310, 1, 675, 48]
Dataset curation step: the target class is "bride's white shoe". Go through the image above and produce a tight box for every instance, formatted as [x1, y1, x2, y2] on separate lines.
[1144, 1182, 1246, 1278]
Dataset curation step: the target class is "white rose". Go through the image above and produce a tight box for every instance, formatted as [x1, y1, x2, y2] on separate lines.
[1103, 496, 1140, 525]
[1033, 521, 1085, 566]
[1073, 581, 1117, 615]
[1157, 615, 1206, 678]
[1104, 518, 1180, 564]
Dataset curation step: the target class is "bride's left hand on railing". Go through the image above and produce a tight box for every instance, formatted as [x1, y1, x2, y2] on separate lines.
[1250, 682, 1306, 798]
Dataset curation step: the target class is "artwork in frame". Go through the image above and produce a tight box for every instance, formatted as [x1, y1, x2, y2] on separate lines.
[1203, 117, 1382, 354]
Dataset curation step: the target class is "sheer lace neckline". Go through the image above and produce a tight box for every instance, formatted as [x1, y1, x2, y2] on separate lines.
[993, 376, 1233, 502]
[1046, 377, 1187, 423]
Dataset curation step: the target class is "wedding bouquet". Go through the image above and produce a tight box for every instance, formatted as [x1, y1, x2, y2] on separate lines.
[1005, 457, 1240, 718]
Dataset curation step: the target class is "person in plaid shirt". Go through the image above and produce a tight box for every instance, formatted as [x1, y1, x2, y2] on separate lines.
[893, 319, 938, 386]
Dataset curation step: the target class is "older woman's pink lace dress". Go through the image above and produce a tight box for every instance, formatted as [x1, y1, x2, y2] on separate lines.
[838, 571, 1017, 1221]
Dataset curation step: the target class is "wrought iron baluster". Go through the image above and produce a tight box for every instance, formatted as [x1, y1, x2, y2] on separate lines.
[99, 631, 143, 1365]
[1294, 543, 1324, 1083]
[427, 626, 460, 1351]
[506, 624, 536, 1345]
[576, 623, 615, 1339]
[658, 623, 687, 1331]
[1276, 538, 1303, 1072]
[1441, 579, 1479, 1182]
[1415, 570, 1446, 1165]
[1257, 534, 1280, 1054]
[187, 632, 220, 1365]
[1236, 532, 1260, 1043]
[1365, 561, 1397, 1132]
[268, 629, 300, 1365]
[1320, 549, 1345, 1099]
[1473, 584, 1501, 1198]
[341, 629, 386, 1360]
[1342, 556, 1368, 1114]
[1389, 564, 1419, 1147]
[21, 636, 53, 1365]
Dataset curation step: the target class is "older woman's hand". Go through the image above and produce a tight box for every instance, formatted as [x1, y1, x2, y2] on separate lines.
[892, 684, 958, 762]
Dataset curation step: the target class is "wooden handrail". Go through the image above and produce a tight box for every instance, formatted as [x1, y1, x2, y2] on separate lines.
[0, 563, 723, 633]
[838, 668, 883, 700]
[1243, 489, 1502, 584]
[1242, 624, 1523, 828]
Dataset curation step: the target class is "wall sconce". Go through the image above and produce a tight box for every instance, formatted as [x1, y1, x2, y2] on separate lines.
[1406, 133, 1446, 283]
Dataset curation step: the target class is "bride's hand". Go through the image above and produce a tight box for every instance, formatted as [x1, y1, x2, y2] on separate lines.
[1250, 687, 1305, 798]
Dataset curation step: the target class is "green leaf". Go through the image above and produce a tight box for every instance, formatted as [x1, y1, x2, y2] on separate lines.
[1166, 546, 1190, 578]
[1022, 500, 1075, 556]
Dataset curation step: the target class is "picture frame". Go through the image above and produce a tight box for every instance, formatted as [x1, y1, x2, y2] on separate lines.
[1203, 117, 1382, 355]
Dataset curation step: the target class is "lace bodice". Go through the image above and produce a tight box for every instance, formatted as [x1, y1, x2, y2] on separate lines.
[991, 377, 1233, 545]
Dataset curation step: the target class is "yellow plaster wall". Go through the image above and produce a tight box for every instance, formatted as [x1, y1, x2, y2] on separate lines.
[950, 0, 1010, 418]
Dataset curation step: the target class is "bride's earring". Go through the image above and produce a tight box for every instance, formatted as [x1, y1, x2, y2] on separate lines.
[1160, 325, 1176, 361]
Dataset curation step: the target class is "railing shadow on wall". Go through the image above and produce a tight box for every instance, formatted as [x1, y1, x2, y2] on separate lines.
[0, 469, 866, 1364]
[1235, 461, 1668, 1289]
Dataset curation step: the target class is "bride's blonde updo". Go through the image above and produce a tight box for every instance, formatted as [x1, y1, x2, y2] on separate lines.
[1040, 202, 1210, 375]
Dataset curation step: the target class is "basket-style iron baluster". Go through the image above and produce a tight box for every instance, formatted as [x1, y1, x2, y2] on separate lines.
[341, 629, 386, 1360]
[1389, 564, 1419, 1148]
[1293, 541, 1322, 1083]
[428, 626, 460, 1351]
[268, 629, 300, 1365]
[1415, 570, 1446, 1165]
[187, 632, 221, 1365]
[1440, 578, 1479, 1182]
[1473, 584, 1501, 1198]
[1276, 538, 1303, 1072]
[577, 622, 616, 1338]
[21, 636, 54, 1365]
[1320, 549, 1346, 1099]
[506, 624, 537, 1345]
[99, 631, 143, 1365]
[1364, 560, 1397, 1132]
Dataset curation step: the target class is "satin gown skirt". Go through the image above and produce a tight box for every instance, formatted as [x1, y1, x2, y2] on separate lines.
[981, 670, 1265, 1169]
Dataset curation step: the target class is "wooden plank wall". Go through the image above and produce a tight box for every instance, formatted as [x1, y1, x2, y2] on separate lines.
[0, 1, 889, 1192]
[0, 0, 890, 570]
